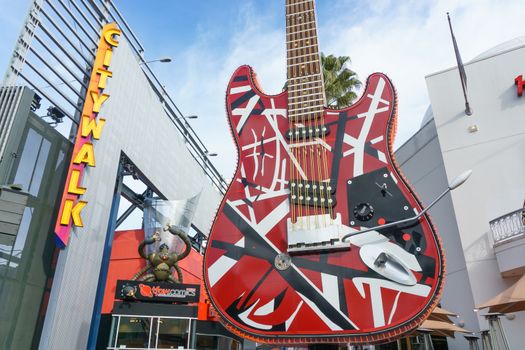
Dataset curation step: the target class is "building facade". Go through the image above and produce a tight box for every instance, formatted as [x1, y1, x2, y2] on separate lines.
[0, 1, 227, 349]
[397, 37, 525, 349]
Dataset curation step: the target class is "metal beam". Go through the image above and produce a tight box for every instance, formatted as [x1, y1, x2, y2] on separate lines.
[115, 203, 137, 229]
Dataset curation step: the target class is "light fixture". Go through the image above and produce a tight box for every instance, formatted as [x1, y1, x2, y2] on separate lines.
[175, 115, 198, 120]
[468, 124, 479, 133]
[43, 106, 65, 126]
[141, 57, 172, 64]
[31, 93, 41, 112]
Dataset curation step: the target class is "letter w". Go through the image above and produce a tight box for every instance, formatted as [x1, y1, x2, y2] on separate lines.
[81, 115, 106, 139]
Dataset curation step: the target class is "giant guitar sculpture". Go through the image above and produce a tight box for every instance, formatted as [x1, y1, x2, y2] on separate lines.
[203, 0, 444, 344]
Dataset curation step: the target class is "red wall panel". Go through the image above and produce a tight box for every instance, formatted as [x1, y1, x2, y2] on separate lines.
[101, 229, 206, 314]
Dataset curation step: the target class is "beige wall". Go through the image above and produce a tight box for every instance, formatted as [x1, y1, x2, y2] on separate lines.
[426, 43, 525, 349]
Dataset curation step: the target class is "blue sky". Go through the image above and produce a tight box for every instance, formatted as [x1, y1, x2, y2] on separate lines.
[1, 0, 525, 179]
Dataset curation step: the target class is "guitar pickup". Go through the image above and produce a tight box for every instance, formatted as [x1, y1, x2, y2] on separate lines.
[289, 180, 336, 208]
[285, 124, 330, 141]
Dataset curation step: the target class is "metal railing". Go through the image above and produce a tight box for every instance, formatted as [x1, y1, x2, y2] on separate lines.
[489, 208, 525, 245]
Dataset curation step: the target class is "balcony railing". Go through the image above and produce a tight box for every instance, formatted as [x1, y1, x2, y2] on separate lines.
[490, 208, 525, 245]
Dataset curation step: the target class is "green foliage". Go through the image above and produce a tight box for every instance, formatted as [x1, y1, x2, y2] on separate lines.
[283, 53, 362, 109]
[321, 53, 361, 109]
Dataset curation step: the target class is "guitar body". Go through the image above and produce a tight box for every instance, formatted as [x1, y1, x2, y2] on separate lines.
[203, 65, 444, 344]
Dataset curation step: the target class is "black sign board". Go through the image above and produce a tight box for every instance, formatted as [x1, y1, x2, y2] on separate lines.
[116, 280, 200, 303]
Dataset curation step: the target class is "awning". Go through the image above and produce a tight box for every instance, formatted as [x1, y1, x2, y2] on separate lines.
[418, 319, 472, 338]
[428, 306, 458, 322]
[476, 274, 525, 313]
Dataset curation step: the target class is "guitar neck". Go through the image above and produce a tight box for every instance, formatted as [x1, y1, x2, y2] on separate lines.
[285, 0, 326, 122]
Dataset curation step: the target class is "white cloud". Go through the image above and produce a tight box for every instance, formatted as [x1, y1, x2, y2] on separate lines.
[168, 0, 525, 178]
[319, 0, 525, 147]
[163, 2, 287, 178]
[2, 0, 522, 179]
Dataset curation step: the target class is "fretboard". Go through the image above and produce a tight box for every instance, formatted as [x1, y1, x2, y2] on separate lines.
[285, 0, 325, 122]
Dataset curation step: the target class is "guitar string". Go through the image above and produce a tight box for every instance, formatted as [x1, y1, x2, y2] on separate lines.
[291, 0, 304, 228]
[288, 0, 325, 230]
[306, 0, 328, 229]
[291, 0, 303, 230]
[295, 6, 307, 230]
[311, 0, 334, 227]
[304, 0, 319, 230]
[286, 0, 296, 226]
[290, 0, 324, 230]
[298, 0, 315, 229]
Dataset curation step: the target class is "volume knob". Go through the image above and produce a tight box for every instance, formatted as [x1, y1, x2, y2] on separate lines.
[354, 202, 374, 221]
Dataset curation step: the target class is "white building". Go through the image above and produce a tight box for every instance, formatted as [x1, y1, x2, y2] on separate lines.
[396, 36, 525, 349]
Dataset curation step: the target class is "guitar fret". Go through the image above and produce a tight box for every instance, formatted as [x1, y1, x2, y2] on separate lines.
[288, 59, 319, 68]
[288, 82, 322, 88]
[288, 73, 321, 81]
[287, 28, 315, 36]
[288, 51, 318, 60]
[288, 74, 321, 86]
[286, 9, 313, 17]
[286, 20, 316, 30]
[288, 97, 325, 106]
[287, 43, 318, 52]
[289, 90, 323, 100]
[288, 35, 317, 44]
[288, 78, 322, 86]
[288, 91, 324, 100]
[288, 105, 324, 113]
[285, 0, 311, 8]
[289, 109, 323, 117]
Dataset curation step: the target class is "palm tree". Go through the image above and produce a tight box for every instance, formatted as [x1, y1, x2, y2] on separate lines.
[321, 53, 361, 109]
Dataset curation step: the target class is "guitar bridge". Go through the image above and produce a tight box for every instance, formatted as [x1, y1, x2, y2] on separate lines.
[287, 213, 351, 254]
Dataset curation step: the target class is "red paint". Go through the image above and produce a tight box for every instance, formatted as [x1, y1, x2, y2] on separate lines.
[203, 67, 444, 344]
[515, 75, 524, 97]
[101, 229, 209, 317]
[139, 283, 153, 298]
[402, 233, 411, 241]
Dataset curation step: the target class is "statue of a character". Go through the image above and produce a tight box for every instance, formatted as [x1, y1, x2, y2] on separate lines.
[132, 225, 192, 283]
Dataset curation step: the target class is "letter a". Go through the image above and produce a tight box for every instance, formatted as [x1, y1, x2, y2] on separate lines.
[60, 199, 87, 227]
[73, 143, 96, 166]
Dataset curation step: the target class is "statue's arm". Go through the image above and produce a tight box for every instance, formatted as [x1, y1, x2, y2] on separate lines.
[138, 232, 160, 259]
[165, 225, 192, 262]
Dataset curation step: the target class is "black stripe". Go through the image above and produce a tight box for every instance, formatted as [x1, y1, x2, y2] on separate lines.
[219, 203, 356, 330]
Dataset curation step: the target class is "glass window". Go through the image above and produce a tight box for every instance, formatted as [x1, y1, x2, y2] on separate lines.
[12, 128, 51, 197]
[196, 334, 218, 350]
[156, 318, 190, 349]
[28, 137, 50, 196]
[218, 336, 242, 350]
[116, 316, 152, 349]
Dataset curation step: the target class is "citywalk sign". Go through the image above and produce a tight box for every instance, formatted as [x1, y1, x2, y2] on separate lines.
[54, 23, 121, 247]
